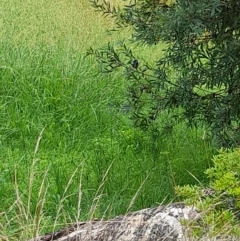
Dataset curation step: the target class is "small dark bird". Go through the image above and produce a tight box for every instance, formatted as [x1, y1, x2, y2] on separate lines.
[132, 59, 139, 69]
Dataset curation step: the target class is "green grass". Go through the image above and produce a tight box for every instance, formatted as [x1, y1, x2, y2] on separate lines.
[0, 0, 215, 240]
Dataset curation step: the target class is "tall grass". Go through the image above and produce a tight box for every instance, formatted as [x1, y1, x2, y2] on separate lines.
[0, 0, 215, 240]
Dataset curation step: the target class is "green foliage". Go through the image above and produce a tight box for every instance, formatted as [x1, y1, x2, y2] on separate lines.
[176, 148, 240, 237]
[0, 42, 213, 239]
[0, 0, 216, 239]
[89, 0, 240, 147]
[206, 148, 240, 206]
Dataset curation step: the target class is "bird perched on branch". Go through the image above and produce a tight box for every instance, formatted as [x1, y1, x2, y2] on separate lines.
[132, 59, 139, 69]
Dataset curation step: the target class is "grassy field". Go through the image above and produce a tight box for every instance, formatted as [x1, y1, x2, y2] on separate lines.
[0, 0, 215, 240]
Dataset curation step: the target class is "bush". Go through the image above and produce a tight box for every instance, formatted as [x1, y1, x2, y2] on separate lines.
[176, 148, 240, 237]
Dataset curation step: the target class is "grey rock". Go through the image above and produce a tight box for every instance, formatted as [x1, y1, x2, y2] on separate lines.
[28, 203, 200, 241]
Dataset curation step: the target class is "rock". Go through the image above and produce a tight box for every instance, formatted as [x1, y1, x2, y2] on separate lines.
[28, 202, 201, 241]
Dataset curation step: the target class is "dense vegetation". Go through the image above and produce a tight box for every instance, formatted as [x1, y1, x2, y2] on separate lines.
[0, 0, 222, 240]
[88, 0, 240, 237]
[90, 0, 240, 147]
